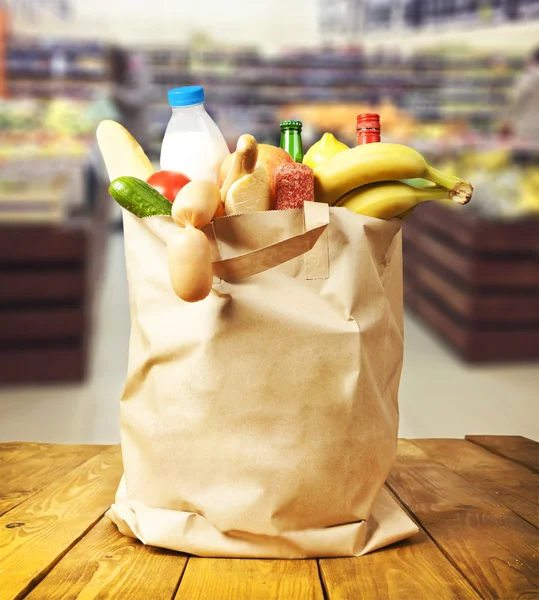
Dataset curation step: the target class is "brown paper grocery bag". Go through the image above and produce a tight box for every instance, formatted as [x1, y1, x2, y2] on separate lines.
[107, 202, 418, 558]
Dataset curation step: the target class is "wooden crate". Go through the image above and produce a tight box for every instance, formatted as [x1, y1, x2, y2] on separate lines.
[0, 184, 109, 384]
[403, 202, 539, 362]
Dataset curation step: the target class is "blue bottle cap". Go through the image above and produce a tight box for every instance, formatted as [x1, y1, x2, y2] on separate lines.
[168, 86, 204, 107]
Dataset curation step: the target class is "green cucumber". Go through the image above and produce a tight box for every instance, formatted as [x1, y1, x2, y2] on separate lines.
[109, 176, 172, 218]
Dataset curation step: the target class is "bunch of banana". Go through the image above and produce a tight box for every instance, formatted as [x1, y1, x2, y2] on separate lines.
[314, 142, 473, 219]
[336, 181, 449, 220]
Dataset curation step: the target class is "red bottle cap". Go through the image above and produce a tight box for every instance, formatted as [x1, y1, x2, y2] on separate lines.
[356, 113, 381, 130]
[356, 113, 381, 145]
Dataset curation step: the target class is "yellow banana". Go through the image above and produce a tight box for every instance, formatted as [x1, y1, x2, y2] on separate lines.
[397, 207, 416, 221]
[337, 181, 450, 220]
[314, 143, 472, 206]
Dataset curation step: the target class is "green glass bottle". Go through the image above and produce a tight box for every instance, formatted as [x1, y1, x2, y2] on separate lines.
[280, 120, 304, 163]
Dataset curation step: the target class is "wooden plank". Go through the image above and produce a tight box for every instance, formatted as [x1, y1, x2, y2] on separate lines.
[466, 435, 539, 473]
[0, 442, 100, 464]
[415, 294, 467, 351]
[0, 442, 56, 464]
[416, 262, 539, 322]
[403, 219, 420, 312]
[415, 233, 475, 285]
[474, 222, 539, 254]
[411, 439, 538, 528]
[0, 443, 108, 516]
[0, 227, 86, 263]
[25, 517, 187, 600]
[0, 345, 86, 383]
[416, 204, 478, 251]
[0, 271, 84, 302]
[0, 308, 84, 341]
[416, 265, 471, 318]
[403, 277, 420, 313]
[388, 440, 539, 600]
[320, 533, 480, 600]
[319, 488, 481, 600]
[417, 232, 539, 288]
[420, 203, 539, 253]
[415, 294, 539, 362]
[0, 445, 122, 600]
[471, 293, 539, 323]
[175, 558, 324, 600]
[401, 215, 422, 250]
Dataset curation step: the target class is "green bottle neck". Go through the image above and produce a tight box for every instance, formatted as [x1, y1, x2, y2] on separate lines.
[280, 129, 303, 163]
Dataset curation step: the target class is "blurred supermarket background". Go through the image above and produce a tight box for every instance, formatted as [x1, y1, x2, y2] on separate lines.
[0, 0, 538, 443]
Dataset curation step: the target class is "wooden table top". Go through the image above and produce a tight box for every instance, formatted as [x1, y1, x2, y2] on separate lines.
[0, 436, 537, 599]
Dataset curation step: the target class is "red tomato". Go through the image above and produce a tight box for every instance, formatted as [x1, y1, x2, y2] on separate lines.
[147, 170, 191, 202]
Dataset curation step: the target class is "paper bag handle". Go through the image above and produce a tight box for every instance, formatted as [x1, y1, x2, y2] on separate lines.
[211, 202, 330, 281]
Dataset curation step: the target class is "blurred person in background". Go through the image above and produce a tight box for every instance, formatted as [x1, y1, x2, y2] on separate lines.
[507, 47, 539, 144]
[110, 47, 152, 152]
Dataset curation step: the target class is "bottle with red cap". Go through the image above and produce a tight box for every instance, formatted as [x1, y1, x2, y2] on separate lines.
[356, 113, 381, 145]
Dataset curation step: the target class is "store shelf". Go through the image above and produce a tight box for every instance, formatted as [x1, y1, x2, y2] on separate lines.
[321, 0, 539, 38]
[141, 44, 523, 148]
[6, 39, 111, 98]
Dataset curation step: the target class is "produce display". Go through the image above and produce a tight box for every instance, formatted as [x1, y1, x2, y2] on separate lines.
[423, 146, 539, 219]
[97, 85, 473, 304]
[0, 98, 116, 160]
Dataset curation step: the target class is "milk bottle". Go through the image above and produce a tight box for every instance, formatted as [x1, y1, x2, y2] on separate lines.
[160, 86, 229, 183]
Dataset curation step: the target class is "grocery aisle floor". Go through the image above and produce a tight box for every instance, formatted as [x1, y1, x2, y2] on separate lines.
[0, 232, 538, 444]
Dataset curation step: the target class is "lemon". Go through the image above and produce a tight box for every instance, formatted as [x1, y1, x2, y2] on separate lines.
[304, 133, 348, 170]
